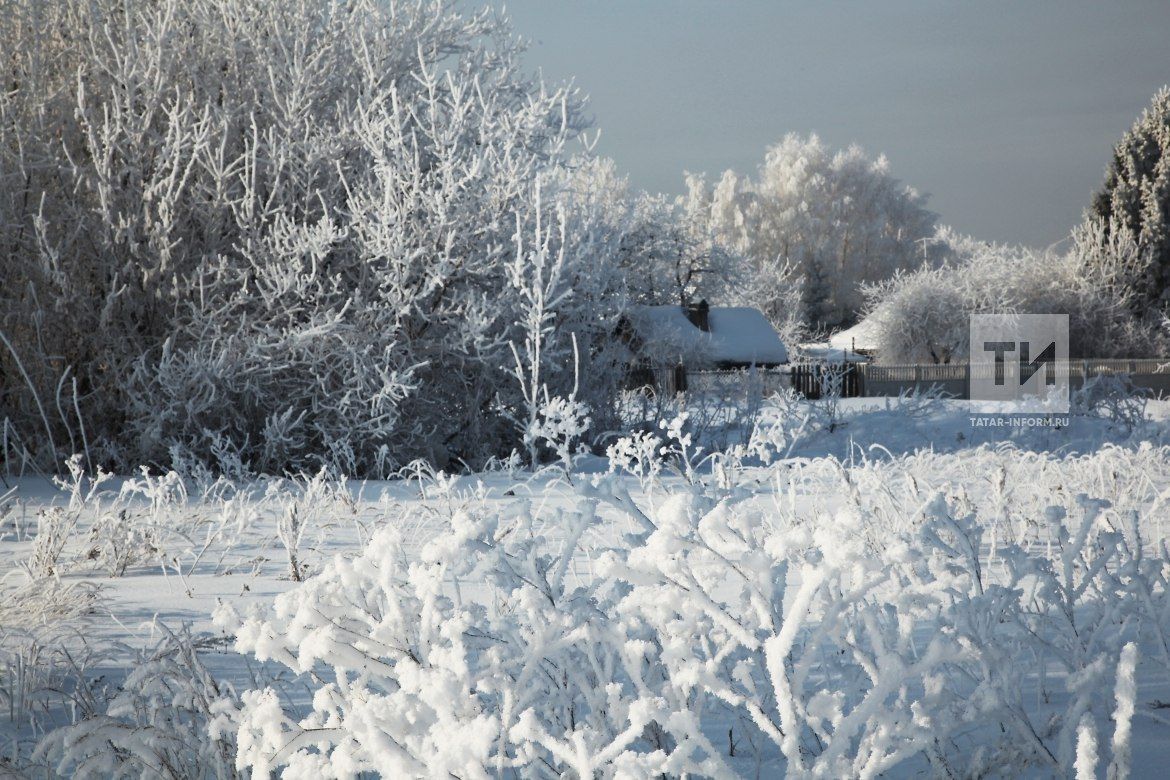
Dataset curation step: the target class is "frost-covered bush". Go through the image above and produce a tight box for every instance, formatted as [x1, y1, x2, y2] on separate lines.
[86, 509, 162, 578]
[739, 387, 821, 463]
[1070, 374, 1149, 432]
[527, 395, 592, 471]
[0, 0, 637, 476]
[736, 376, 858, 464]
[0, 578, 105, 766]
[21, 456, 257, 582]
[605, 427, 666, 486]
[214, 494, 728, 777]
[859, 265, 969, 365]
[26, 456, 114, 578]
[26, 507, 82, 581]
[270, 468, 355, 582]
[864, 225, 1160, 363]
[221, 444, 1170, 777]
[610, 370, 779, 460]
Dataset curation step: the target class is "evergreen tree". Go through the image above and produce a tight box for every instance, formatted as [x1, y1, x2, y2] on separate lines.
[1088, 87, 1170, 311]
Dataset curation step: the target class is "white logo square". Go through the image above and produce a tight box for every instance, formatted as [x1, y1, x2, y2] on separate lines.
[969, 314, 1069, 414]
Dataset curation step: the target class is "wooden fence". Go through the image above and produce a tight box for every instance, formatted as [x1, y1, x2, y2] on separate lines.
[789, 363, 864, 399]
[645, 363, 863, 400]
[662, 359, 1170, 401]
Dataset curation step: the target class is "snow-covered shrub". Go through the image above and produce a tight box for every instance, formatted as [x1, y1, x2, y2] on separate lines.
[0, 577, 105, 765]
[607, 412, 715, 486]
[0, 0, 639, 476]
[605, 427, 665, 488]
[221, 444, 1170, 777]
[860, 265, 969, 364]
[610, 370, 776, 462]
[26, 456, 114, 578]
[739, 377, 854, 464]
[26, 507, 83, 580]
[681, 370, 773, 452]
[813, 363, 848, 432]
[215, 490, 731, 777]
[880, 383, 949, 419]
[604, 467, 1168, 776]
[1070, 374, 1149, 433]
[33, 460, 222, 578]
[270, 469, 354, 582]
[85, 509, 162, 578]
[528, 395, 592, 472]
[740, 387, 818, 463]
[35, 626, 239, 779]
[864, 226, 1160, 363]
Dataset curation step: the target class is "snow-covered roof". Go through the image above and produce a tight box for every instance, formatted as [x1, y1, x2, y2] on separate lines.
[829, 315, 881, 353]
[626, 305, 789, 366]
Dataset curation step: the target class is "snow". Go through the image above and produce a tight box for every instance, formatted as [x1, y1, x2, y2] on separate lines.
[628, 305, 789, 366]
[2, 0, 1165, 776]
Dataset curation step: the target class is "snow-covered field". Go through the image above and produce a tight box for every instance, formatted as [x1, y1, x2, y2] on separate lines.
[4, 396, 1170, 777]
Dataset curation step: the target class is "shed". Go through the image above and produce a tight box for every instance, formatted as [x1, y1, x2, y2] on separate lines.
[621, 301, 788, 391]
[828, 315, 880, 358]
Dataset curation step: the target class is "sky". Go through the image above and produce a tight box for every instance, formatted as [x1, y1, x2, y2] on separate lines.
[501, 1, 1170, 248]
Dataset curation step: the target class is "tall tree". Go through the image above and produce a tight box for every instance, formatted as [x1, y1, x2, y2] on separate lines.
[1088, 87, 1170, 312]
[687, 134, 944, 331]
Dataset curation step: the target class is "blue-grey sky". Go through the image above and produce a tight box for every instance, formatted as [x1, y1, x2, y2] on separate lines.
[502, 1, 1170, 248]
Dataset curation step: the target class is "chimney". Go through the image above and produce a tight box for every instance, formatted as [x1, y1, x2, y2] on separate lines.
[684, 299, 710, 332]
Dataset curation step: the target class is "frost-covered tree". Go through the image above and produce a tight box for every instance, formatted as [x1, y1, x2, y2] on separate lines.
[863, 227, 1156, 363]
[862, 266, 968, 365]
[679, 171, 805, 346]
[798, 253, 833, 337]
[0, 0, 634, 475]
[689, 134, 944, 331]
[1087, 86, 1170, 312]
[557, 158, 736, 308]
